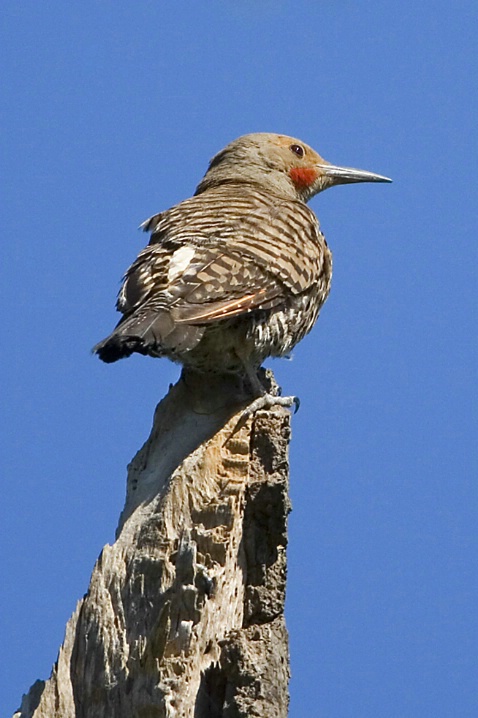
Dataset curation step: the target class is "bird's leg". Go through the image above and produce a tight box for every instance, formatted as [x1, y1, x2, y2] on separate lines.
[240, 363, 300, 421]
[226, 365, 299, 442]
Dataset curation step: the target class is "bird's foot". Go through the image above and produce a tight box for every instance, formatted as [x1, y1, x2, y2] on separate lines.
[242, 366, 300, 418]
[243, 392, 300, 418]
[223, 364, 300, 442]
[226, 391, 299, 442]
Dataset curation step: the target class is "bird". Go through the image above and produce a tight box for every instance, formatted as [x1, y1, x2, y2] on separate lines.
[93, 133, 391, 412]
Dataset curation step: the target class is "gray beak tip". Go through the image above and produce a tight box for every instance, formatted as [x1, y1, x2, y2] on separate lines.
[320, 164, 393, 185]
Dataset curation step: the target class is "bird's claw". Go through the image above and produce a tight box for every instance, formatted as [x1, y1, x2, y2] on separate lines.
[224, 391, 300, 444]
[240, 392, 300, 425]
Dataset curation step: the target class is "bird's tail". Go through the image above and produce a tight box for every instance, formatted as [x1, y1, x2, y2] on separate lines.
[92, 332, 144, 363]
[93, 311, 204, 363]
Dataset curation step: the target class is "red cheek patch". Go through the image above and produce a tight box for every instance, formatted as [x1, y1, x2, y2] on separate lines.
[289, 167, 319, 188]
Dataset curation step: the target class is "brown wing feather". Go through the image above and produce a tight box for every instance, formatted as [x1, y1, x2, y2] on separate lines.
[118, 242, 288, 323]
[117, 187, 325, 328]
[172, 286, 283, 324]
[97, 186, 328, 364]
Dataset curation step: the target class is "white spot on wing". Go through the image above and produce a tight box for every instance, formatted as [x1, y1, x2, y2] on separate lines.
[168, 246, 196, 282]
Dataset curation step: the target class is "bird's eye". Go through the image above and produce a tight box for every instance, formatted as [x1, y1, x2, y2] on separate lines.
[290, 144, 305, 158]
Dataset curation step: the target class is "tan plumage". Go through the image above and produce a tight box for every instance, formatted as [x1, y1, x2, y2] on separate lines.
[94, 133, 390, 392]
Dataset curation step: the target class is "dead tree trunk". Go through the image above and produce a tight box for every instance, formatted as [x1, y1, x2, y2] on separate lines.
[14, 370, 291, 718]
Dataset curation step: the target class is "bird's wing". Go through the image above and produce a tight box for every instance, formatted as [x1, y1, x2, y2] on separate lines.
[117, 242, 288, 325]
[138, 188, 325, 293]
[118, 190, 327, 324]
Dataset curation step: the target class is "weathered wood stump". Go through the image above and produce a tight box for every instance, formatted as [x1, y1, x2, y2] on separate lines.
[14, 370, 291, 718]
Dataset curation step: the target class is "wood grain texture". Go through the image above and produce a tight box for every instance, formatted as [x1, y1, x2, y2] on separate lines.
[13, 371, 291, 718]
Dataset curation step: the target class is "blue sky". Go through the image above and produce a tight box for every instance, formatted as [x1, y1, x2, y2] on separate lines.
[1, 2, 476, 716]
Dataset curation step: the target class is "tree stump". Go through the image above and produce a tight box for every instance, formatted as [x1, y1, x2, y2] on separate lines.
[14, 370, 291, 718]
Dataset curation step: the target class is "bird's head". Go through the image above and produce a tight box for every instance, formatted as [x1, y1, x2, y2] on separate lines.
[195, 133, 391, 202]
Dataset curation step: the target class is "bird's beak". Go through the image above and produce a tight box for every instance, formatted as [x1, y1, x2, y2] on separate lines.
[318, 164, 392, 185]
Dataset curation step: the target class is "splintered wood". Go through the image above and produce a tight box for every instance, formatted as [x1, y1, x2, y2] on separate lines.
[14, 372, 291, 718]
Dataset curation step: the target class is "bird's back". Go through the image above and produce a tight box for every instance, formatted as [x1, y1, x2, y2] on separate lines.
[95, 183, 332, 371]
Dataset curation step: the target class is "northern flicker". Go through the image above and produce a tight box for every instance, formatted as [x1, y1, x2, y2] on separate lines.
[94, 133, 390, 410]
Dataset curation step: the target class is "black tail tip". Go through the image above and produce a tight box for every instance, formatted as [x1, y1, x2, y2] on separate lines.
[92, 337, 127, 363]
[92, 334, 148, 363]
